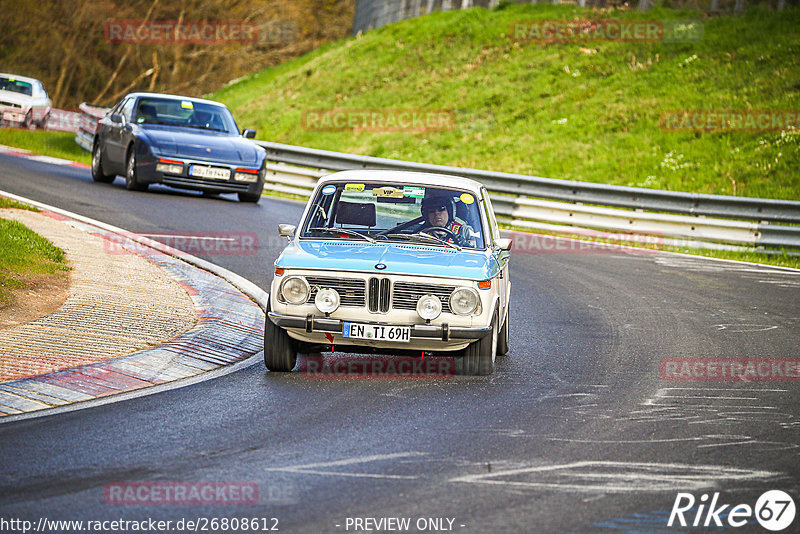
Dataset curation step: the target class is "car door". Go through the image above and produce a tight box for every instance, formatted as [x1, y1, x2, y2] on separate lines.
[107, 97, 134, 169]
[481, 187, 510, 323]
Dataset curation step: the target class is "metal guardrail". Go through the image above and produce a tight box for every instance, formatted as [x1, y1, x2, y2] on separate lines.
[74, 104, 107, 152]
[257, 141, 800, 251]
[70, 104, 799, 250]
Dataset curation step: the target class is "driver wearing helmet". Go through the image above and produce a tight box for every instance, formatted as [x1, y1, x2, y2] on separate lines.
[420, 193, 477, 247]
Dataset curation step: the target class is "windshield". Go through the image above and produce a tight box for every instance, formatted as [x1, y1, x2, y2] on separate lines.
[134, 97, 238, 134]
[0, 77, 33, 96]
[301, 182, 487, 249]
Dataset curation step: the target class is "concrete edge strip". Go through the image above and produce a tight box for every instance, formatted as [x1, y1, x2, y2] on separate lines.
[0, 190, 269, 424]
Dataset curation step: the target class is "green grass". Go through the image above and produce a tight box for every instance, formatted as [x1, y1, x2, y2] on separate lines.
[0, 197, 38, 211]
[0, 128, 91, 166]
[212, 5, 800, 200]
[0, 216, 70, 308]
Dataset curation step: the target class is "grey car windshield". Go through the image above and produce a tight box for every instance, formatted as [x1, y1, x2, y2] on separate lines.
[134, 97, 238, 134]
[0, 77, 33, 96]
[302, 182, 486, 249]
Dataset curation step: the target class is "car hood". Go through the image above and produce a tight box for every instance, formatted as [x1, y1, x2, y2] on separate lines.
[141, 125, 262, 164]
[0, 90, 34, 107]
[276, 240, 498, 280]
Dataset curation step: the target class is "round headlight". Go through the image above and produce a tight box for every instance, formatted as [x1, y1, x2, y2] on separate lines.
[416, 294, 442, 321]
[280, 276, 309, 304]
[315, 287, 340, 314]
[450, 287, 480, 315]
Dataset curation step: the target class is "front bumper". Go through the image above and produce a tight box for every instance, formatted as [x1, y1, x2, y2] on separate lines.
[268, 311, 491, 342]
[135, 149, 264, 195]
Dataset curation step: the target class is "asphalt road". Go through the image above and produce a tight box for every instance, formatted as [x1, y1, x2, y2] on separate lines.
[1, 153, 799, 533]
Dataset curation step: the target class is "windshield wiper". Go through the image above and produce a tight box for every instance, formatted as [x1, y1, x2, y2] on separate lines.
[383, 232, 461, 251]
[308, 227, 376, 243]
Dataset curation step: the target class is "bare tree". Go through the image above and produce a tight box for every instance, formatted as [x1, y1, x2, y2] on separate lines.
[1, 0, 356, 109]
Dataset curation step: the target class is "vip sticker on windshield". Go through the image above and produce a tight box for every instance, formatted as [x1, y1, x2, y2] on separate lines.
[321, 184, 336, 195]
[372, 187, 404, 198]
[345, 183, 364, 191]
[181, 101, 194, 110]
[460, 193, 475, 204]
[403, 186, 425, 198]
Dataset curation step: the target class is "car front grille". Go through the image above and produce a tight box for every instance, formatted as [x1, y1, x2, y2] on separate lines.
[368, 278, 391, 313]
[306, 276, 365, 307]
[0, 101, 22, 109]
[392, 281, 455, 314]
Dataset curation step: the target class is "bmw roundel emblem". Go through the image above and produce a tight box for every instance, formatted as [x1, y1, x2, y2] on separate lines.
[375, 263, 387, 270]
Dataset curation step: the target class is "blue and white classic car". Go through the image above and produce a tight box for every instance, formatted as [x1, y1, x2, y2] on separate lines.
[265, 170, 511, 375]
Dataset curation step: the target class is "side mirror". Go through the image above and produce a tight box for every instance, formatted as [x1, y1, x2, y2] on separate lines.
[110, 113, 123, 124]
[494, 238, 512, 251]
[242, 129, 256, 139]
[278, 224, 296, 240]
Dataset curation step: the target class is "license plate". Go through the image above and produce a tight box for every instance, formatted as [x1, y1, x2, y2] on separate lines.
[3, 111, 23, 122]
[189, 165, 230, 180]
[342, 322, 411, 343]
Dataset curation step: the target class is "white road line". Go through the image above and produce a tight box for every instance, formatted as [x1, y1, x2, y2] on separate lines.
[450, 461, 781, 493]
[264, 452, 427, 480]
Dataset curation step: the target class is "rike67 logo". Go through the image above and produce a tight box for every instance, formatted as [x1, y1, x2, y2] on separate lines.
[668, 490, 796, 531]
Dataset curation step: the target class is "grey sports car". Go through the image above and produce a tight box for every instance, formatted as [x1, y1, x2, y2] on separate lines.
[91, 92, 266, 203]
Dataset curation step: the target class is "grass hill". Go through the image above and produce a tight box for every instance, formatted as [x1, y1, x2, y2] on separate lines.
[212, 4, 800, 200]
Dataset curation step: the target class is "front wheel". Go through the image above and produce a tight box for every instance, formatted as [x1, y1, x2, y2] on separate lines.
[457, 311, 497, 375]
[91, 142, 115, 183]
[497, 309, 509, 356]
[125, 148, 148, 191]
[264, 301, 297, 372]
[37, 112, 50, 129]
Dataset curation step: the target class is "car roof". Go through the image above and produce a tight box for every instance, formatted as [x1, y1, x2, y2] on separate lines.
[124, 92, 228, 108]
[0, 73, 42, 85]
[318, 170, 484, 193]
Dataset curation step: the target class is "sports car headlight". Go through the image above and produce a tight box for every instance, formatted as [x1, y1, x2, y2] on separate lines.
[416, 294, 442, 321]
[314, 288, 340, 314]
[156, 158, 184, 175]
[280, 276, 309, 304]
[450, 287, 480, 315]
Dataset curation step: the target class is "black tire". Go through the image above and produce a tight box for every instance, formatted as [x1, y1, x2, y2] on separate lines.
[23, 110, 33, 129]
[497, 309, 509, 356]
[125, 147, 148, 191]
[457, 311, 498, 376]
[91, 141, 115, 183]
[238, 191, 262, 203]
[264, 300, 297, 372]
